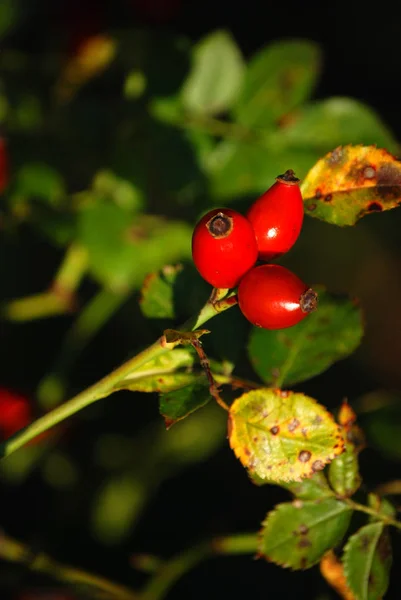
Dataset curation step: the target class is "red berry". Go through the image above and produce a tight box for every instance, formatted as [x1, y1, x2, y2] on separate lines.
[238, 264, 317, 329]
[247, 170, 304, 261]
[0, 388, 31, 439]
[192, 208, 258, 289]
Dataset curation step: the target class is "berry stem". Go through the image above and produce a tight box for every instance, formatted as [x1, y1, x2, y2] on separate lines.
[191, 338, 230, 412]
[0, 293, 238, 458]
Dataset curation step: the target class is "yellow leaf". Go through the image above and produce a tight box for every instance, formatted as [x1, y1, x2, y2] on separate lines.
[228, 388, 344, 482]
[301, 145, 401, 225]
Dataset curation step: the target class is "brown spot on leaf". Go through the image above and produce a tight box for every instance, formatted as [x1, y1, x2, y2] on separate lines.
[270, 426, 280, 435]
[360, 535, 371, 551]
[288, 418, 300, 432]
[300, 557, 308, 569]
[301, 428, 308, 437]
[377, 162, 401, 186]
[367, 201, 383, 212]
[315, 188, 322, 199]
[299, 524, 309, 535]
[363, 165, 376, 179]
[312, 415, 323, 426]
[312, 460, 325, 472]
[307, 203, 317, 211]
[253, 436, 259, 443]
[324, 194, 332, 202]
[298, 450, 312, 463]
[377, 532, 392, 562]
[326, 146, 345, 166]
[271, 367, 280, 380]
[244, 447, 251, 457]
[298, 538, 312, 548]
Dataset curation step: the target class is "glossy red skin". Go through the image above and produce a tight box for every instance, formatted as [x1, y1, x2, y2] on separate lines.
[247, 179, 304, 261]
[238, 264, 309, 329]
[192, 208, 258, 289]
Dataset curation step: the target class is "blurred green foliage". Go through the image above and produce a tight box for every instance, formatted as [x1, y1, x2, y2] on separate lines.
[0, 9, 401, 599]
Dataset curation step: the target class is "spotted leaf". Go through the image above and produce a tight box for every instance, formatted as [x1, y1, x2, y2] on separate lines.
[259, 497, 352, 569]
[301, 145, 401, 226]
[248, 289, 363, 388]
[228, 389, 344, 483]
[343, 522, 392, 600]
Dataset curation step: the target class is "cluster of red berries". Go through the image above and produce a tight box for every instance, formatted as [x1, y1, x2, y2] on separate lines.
[192, 170, 318, 330]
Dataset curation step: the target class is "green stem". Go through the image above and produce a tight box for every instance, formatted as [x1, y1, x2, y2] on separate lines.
[52, 243, 88, 293]
[2, 291, 73, 321]
[2, 243, 88, 322]
[0, 293, 238, 458]
[139, 534, 258, 600]
[344, 498, 401, 531]
[0, 531, 138, 599]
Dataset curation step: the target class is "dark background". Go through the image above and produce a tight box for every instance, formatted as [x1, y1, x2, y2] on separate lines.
[1, 1, 401, 599]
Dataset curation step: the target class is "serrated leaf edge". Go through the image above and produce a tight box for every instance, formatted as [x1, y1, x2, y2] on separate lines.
[258, 498, 351, 570]
[343, 522, 385, 600]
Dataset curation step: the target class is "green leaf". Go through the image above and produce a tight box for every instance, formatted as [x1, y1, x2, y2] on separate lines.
[181, 30, 245, 115]
[280, 471, 333, 500]
[328, 448, 361, 499]
[91, 170, 144, 212]
[78, 203, 191, 291]
[115, 348, 196, 394]
[233, 39, 321, 128]
[159, 377, 212, 429]
[228, 389, 344, 483]
[259, 497, 352, 569]
[248, 289, 363, 387]
[328, 401, 363, 498]
[367, 493, 397, 520]
[207, 139, 318, 199]
[139, 264, 183, 319]
[343, 522, 392, 600]
[121, 372, 198, 394]
[11, 163, 65, 206]
[274, 98, 398, 153]
[301, 145, 401, 226]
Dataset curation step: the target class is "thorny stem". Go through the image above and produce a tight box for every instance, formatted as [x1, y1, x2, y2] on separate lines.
[0, 292, 238, 458]
[0, 531, 138, 599]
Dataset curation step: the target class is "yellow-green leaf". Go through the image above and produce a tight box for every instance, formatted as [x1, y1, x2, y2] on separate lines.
[228, 389, 344, 483]
[301, 145, 401, 226]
